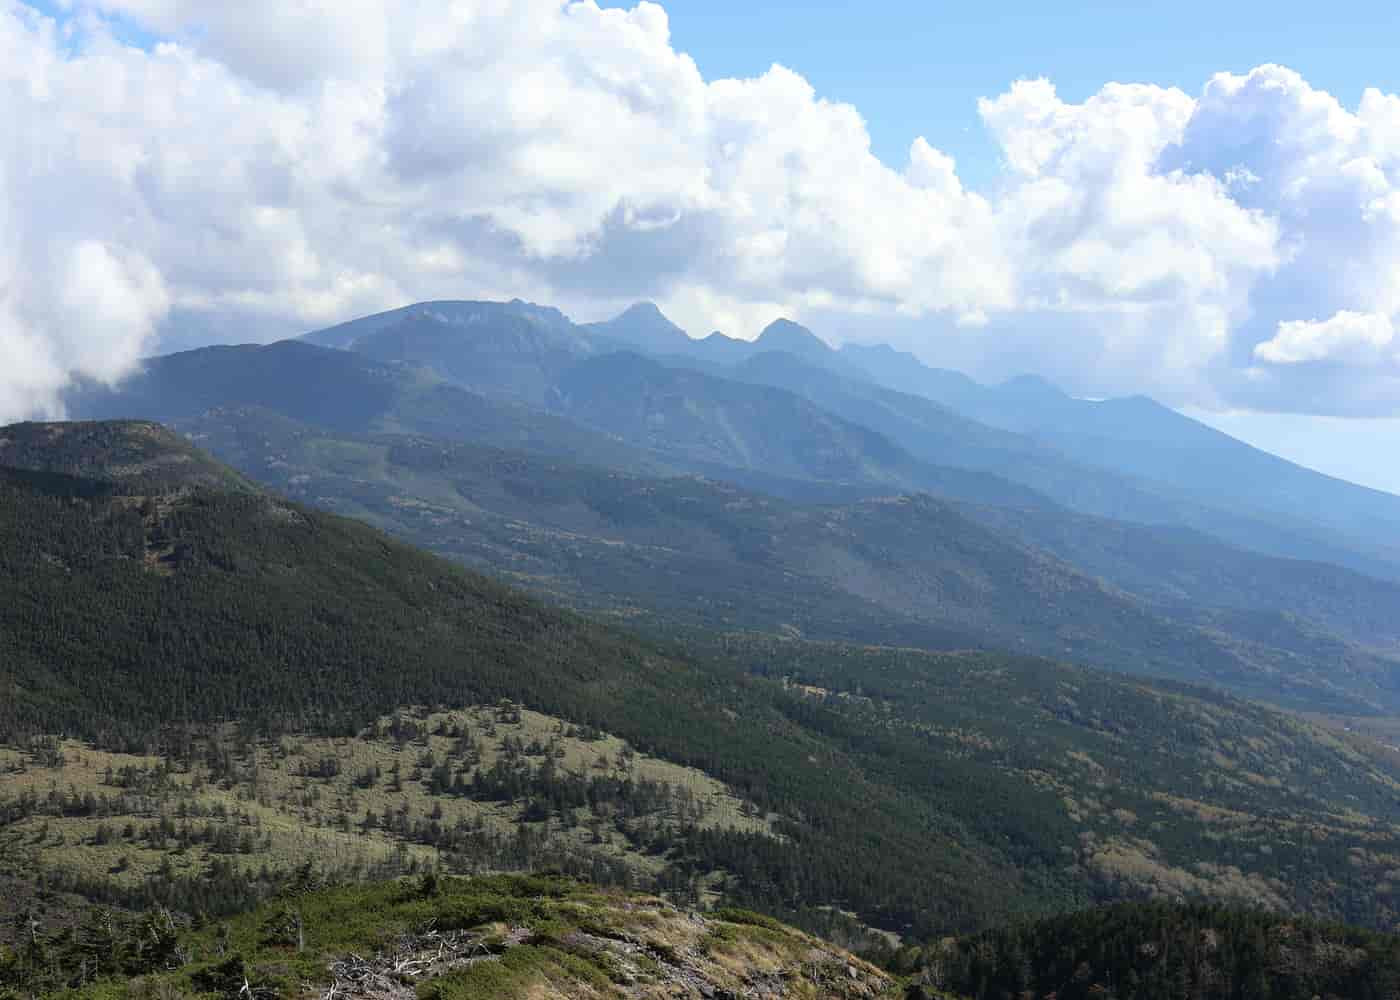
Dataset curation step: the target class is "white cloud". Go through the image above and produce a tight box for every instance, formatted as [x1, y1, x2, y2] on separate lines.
[0, 4, 169, 420]
[973, 78, 1284, 403]
[4, 3, 1400, 418]
[1255, 311, 1397, 365]
[67, 0, 392, 90]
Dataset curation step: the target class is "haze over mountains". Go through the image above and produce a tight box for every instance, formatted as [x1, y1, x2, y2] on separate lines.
[303, 297, 1400, 576]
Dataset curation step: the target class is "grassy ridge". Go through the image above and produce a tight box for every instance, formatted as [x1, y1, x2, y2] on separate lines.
[1, 874, 897, 1000]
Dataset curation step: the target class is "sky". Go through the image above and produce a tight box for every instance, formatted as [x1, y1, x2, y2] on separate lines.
[3, 0, 1400, 490]
[1183, 407, 1400, 494]
[602, 0, 1400, 191]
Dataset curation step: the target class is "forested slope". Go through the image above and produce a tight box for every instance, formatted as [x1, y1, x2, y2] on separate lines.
[171, 408, 1400, 714]
[922, 902, 1400, 999]
[0, 421, 1057, 937]
[9, 421, 1400, 946]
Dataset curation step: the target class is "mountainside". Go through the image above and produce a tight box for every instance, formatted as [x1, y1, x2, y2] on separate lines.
[174, 406, 975, 649]
[65, 340, 664, 474]
[19, 875, 1400, 1000]
[298, 303, 1047, 508]
[0, 420, 253, 494]
[774, 494, 1400, 710]
[553, 352, 1051, 509]
[12, 422, 1400, 943]
[307, 300, 594, 407]
[962, 503, 1400, 651]
[705, 346, 1400, 581]
[164, 407, 1400, 713]
[715, 634, 1400, 932]
[3, 422, 987, 937]
[728, 350, 1038, 469]
[64, 338, 1025, 509]
[922, 901, 1400, 1000]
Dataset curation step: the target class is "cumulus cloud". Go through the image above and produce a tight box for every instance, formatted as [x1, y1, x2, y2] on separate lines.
[1256, 311, 1397, 365]
[975, 79, 1284, 402]
[1, 4, 170, 420]
[1163, 66, 1400, 410]
[3, 2, 1400, 418]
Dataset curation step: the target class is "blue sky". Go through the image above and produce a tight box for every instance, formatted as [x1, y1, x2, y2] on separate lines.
[1185, 410, 1400, 494]
[604, 0, 1400, 189]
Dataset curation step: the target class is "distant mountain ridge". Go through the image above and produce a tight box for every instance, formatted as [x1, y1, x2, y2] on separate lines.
[553, 350, 1051, 508]
[305, 299, 594, 406]
[66, 338, 667, 473]
[842, 339, 1400, 562]
[297, 298, 1400, 579]
[308, 298, 579, 352]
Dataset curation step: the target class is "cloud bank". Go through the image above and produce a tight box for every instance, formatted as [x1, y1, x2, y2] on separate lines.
[3, 0, 1400, 418]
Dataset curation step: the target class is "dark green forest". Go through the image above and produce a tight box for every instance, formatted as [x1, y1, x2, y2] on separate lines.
[924, 902, 1400, 1000]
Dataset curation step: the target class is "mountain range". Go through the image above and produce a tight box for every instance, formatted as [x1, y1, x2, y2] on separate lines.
[62, 298, 1400, 715]
[301, 296, 1400, 579]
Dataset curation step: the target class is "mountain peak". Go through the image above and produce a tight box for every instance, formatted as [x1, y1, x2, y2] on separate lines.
[620, 300, 665, 318]
[997, 373, 1069, 401]
[586, 301, 689, 351]
[756, 318, 832, 358]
